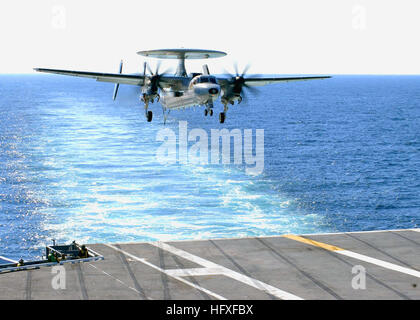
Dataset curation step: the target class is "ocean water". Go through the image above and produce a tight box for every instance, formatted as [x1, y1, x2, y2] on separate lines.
[0, 74, 419, 260]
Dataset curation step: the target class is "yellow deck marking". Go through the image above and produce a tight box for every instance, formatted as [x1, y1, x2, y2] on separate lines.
[283, 234, 344, 251]
[282, 234, 420, 279]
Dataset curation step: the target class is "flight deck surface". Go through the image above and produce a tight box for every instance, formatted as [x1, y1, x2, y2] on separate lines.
[1, 229, 419, 300]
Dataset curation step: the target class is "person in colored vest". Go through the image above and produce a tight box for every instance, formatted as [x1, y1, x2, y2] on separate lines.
[78, 245, 89, 258]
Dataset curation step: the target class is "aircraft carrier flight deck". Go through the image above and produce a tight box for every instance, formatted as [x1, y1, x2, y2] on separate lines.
[1, 228, 419, 300]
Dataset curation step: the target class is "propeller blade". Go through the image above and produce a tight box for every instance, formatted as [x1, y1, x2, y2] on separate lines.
[241, 87, 247, 102]
[243, 83, 260, 96]
[113, 60, 123, 100]
[113, 83, 120, 101]
[241, 64, 251, 77]
[146, 62, 153, 75]
[157, 70, 172, 91]
[234, 62, 239, 76]
[221, 67, 234, 79]
[224, 62, 261, 104]
[158, 67, 173, 77]
[155, 60, 162, 76]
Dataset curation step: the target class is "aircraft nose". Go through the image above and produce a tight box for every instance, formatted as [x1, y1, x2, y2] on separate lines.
[209, 88, 219, 95]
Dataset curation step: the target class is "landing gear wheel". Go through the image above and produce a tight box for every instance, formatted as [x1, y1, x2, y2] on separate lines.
[219, 112, 225, 124]
[147, 111, 153, 122]
[204, 109, 208, 116]
[209, 109, 213, 116]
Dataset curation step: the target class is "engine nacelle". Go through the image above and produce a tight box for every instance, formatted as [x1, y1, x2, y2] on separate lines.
[221, 92, 242, 106]
[141, 91, 160, 104]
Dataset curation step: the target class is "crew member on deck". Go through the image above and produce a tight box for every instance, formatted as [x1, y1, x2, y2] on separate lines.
[78, 245, 89, 258]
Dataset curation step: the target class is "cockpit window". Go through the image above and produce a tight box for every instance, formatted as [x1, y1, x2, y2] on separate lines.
[198, 76, 217, 84]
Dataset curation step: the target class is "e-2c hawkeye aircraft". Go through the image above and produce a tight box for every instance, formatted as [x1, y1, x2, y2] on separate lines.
[35, 49, 331, 124]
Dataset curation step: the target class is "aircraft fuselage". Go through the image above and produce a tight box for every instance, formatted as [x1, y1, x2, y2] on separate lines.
[160, 75, 220, 110]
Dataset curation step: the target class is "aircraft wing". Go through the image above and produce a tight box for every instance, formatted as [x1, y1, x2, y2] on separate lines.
[244, 75, 331, 86]
[34, 68, 145, 86]
[217, 75, 331, 87]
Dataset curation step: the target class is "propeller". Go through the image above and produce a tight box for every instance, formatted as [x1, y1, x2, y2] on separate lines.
[145, 61, 171, 92]
[223, 63, 260, 103]
[112, 60, 123, 100]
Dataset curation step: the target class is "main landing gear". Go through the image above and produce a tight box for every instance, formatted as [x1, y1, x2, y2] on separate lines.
[219, 103, 228, 124]
[146, 110, 153, 122]
[143, 101, 153, 122]
[142, 94, 154, 122]
[204, 103, 227, 123]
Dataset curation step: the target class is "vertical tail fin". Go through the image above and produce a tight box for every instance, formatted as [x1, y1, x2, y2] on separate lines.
[202, 64, 210, 75]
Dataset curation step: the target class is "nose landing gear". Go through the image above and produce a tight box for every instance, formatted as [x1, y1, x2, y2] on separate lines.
[219, 112, 225, 124]
[204, 108, 214, 117]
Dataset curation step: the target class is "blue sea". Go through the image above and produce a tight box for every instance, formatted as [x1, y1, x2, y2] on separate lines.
[0, 74, 419, 260]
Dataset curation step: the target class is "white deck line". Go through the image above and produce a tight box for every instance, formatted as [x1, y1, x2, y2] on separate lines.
[338, 250, 420, 278]
[150, 241, 303, 300]
[282, 234, 420, 279]
[165, 267, 226, 277]
[105, 243, 227, 300]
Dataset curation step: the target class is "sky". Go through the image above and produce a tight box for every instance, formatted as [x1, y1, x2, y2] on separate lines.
[1, 0, 420, 74]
